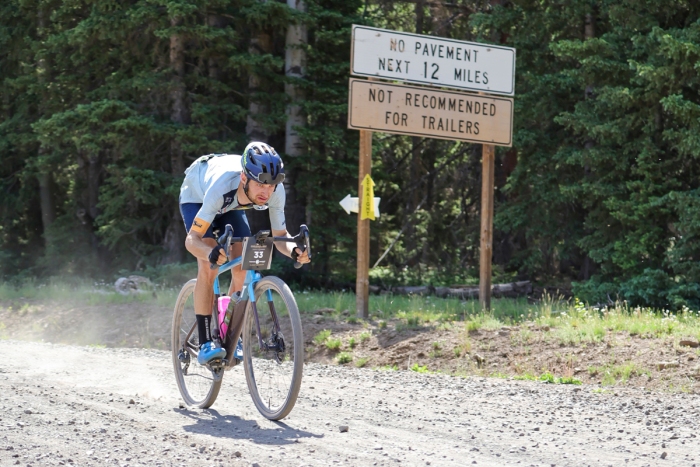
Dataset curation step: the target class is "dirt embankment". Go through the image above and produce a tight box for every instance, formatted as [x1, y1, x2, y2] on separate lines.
[2, 298, 699, 393]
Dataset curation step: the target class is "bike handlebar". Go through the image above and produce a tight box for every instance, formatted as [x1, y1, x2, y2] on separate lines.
[213, 224, 311, 269]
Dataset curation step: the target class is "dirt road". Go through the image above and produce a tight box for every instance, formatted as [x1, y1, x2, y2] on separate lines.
[1, 340, 698, 467]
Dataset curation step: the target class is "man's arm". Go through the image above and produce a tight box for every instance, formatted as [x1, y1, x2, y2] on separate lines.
[185, 218, 227, 265]
[272, 228, 310, 264]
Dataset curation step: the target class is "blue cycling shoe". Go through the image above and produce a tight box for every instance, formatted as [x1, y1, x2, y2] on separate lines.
[198, 341, 227, 365]
[233, 337, 243, 360]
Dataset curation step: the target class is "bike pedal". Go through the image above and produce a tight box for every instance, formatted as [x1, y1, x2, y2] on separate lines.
[206, 358, 224, 367]
[208, 359, 225, 382]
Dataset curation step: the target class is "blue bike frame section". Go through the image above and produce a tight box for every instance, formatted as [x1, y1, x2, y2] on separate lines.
[211, 256, 275, 350]
[212, 257, 266, 303]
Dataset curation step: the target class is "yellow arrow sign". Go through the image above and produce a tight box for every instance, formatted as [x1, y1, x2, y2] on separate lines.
[360, 174, 376, 220]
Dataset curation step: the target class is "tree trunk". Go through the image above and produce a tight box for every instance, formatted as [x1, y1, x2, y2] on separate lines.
[581, 11, 596, 280]
[162, 16, 189, 264]
[36, 7, 55, 245]
[415, 0, 425, 34]
[37, 171, 55, 232]
[284, 0, 308, 232]
[405, 2, 426, 265]
[207, 14, 226, 82]
[87, 153, 104, 222]
[246, 27, 272, 141]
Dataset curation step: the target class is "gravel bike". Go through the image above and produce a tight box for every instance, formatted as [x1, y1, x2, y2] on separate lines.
[171, 225, 310, 420]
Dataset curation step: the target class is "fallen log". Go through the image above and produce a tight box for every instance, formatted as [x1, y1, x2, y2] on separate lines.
[387, 285, 433, 296]
[392, 281, 531, 299]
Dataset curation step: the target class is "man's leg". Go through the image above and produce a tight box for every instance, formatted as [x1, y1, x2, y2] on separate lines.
[216, 210, 250, 297]
[194, 237, 227, 363]
[194, 237, 219, 317]
[179, 202, 226, 363]
[228, 242, 246, 296]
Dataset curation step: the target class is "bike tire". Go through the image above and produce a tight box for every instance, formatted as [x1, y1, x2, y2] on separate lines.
[171, 279, 222, 408]
[242, 276, 304, 420]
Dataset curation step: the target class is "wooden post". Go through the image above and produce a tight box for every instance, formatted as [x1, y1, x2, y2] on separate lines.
[356, 129, 372, 318]
[479, 144, 495, 310]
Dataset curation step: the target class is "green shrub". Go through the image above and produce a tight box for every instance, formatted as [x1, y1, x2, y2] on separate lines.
[355, 357, 369, 368]
[337, 352, 352, 364]
[312, 329, 331, 346]
[410, 364, 429, 373]
[326, 338, 342, 351]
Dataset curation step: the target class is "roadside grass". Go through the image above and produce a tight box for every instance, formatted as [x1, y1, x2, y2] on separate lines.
[325, 338, 342, 352]
[312, 329, 331, 346]
[512, 372, 582, 385]
[0, 279, 178, 308]
[337, 352, 352, 364]
[355, 357, 369, 368]
[4, 281, 700, 343]
[588, 362, 650, 386]
[410, 364, 430, 373]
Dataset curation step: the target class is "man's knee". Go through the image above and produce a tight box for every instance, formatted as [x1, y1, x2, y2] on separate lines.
[197, 259, 219, 281]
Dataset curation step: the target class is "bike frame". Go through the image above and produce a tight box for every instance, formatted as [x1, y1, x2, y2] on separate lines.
[212, 256, 280, 351]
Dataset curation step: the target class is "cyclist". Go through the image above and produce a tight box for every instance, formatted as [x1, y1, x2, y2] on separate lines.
[179, 141, 311, 364]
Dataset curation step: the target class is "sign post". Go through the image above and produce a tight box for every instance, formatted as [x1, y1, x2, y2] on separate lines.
[479, 143, 495, 310]
[349, 25, 516, 313]
[356, 129, 372, 318]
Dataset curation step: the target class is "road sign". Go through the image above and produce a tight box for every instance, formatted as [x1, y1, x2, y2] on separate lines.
[360, 175, 376, 220]
[339, 194, 380, 218]
[351, 25, 516, 96]
[348, 78, 513, 147]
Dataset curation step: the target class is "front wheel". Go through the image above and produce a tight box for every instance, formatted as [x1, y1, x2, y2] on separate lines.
[242, 276, 304, 420]
[171, 279, 222, 408]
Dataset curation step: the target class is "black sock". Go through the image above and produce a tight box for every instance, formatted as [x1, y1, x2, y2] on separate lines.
[196, 314, 211, 347]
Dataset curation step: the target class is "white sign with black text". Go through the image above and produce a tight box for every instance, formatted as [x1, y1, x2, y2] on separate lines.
[351, 25, 516, 96]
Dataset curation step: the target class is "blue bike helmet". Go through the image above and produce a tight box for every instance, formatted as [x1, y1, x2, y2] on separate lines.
[242, 142, 285, 186]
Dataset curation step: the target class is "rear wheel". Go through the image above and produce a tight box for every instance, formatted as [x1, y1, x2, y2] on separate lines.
[242, 276, 303, 420]
[171, 279, 222, 408]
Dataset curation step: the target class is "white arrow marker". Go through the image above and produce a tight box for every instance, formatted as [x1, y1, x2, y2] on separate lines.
[339, 194, 381, 217]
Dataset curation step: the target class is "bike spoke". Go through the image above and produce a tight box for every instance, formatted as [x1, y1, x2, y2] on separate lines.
[243, 277, 303, 420]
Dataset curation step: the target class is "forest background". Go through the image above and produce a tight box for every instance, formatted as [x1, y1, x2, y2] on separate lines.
[2, 0, 700, 310]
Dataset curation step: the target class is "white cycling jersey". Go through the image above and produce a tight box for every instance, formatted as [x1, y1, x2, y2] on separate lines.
[179, 154, 286, 230]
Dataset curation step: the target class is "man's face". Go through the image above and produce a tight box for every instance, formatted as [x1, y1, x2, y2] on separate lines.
[242, 173, 275, 205]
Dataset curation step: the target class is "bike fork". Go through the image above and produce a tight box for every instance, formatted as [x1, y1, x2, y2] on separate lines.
[248, 284, 282, 351]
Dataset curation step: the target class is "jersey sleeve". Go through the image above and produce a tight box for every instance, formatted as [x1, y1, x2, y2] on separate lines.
[194, 188, 225, 230]
[268, 184, 287, 231]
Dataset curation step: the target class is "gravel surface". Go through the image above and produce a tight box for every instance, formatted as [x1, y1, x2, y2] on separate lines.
[1, 340, 699, 467]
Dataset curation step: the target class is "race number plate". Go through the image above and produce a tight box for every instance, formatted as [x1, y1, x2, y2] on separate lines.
[241, 234, 274, 270]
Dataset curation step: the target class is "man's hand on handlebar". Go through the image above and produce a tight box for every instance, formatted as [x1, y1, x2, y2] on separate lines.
[208, 244, 227, 266]
[292, 247, 310, 265]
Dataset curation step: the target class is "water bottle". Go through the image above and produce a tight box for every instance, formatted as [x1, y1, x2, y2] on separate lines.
[217, 295, 232, 336]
